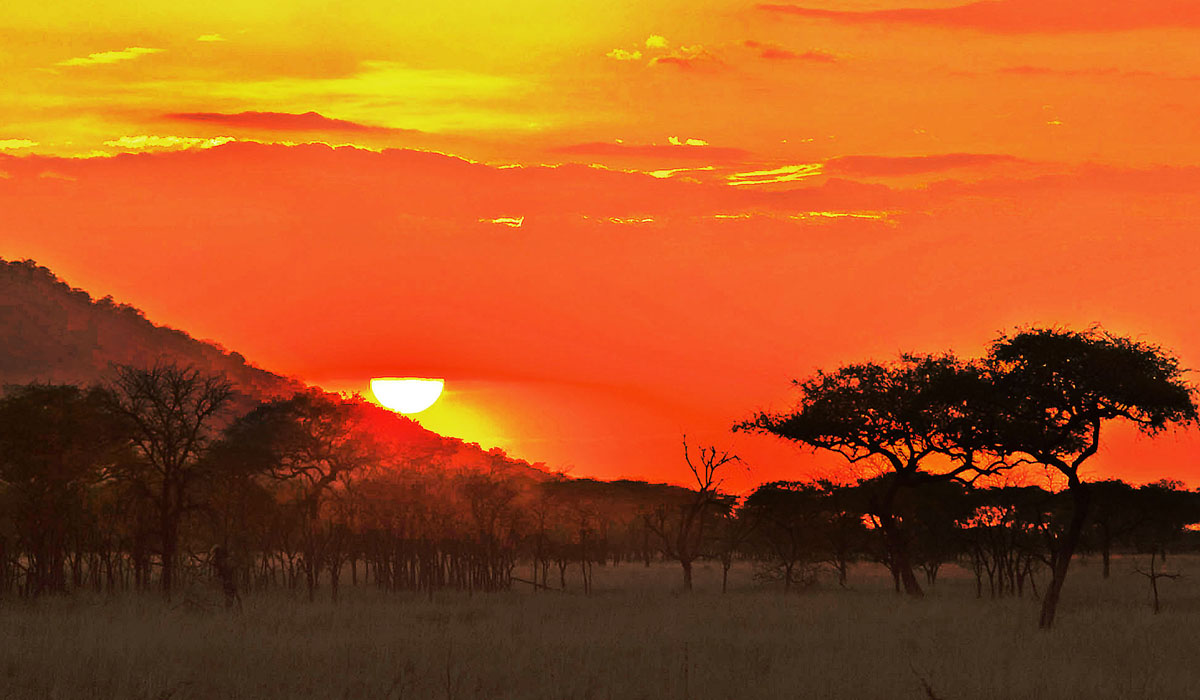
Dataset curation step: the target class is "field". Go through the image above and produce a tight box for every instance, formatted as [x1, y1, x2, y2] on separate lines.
[3, 557, 1198, 700]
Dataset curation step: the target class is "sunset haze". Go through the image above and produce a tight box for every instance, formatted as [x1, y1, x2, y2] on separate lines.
[3, 0, 1198, 491]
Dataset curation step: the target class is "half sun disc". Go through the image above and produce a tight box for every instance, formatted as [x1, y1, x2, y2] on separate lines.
[370, 377, 445, 414]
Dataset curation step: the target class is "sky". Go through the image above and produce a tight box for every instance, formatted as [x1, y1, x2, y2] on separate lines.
[3, 0, 1200, 492]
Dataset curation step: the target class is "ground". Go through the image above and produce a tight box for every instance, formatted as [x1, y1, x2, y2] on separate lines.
[2, 556, 1197, 699]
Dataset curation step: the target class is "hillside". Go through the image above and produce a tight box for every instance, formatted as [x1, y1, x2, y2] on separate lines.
[0, 257, 561, 483]
[0, 258, 303, 399]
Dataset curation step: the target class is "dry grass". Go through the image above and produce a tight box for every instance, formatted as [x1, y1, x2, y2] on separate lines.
[2, 556, 1198, 699]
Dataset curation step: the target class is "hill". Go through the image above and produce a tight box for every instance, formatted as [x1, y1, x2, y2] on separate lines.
[0, 257, 562, 483]
[0, 257, 303, 400]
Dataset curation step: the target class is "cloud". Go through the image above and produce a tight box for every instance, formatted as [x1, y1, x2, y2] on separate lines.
[480, 216, 524, 228]
[727, 163, 823, 186]
[757, 0, 1200, 33]
[999, 65, 1165, 79]
[56, 47, 162, 67]
[824, 153, 1024, 177]
[645, 35, 669, 49]
[744, 41, 838, 62]
[647, 166, 716, 179]
[162, 111, 412, 134]
[37, 171, 76, 181]
[102, 135, 236, 151]
[649, 45, 716, 69]
[553, 141, 749, 161]
[0, 139, 38, 150]
[196, 34, 226, 42]
[605, 48, 643, 61]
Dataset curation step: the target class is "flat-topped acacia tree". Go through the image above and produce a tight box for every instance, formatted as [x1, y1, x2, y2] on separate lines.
[736, 353, 1001, 598]
[984, 328, 1197, 629]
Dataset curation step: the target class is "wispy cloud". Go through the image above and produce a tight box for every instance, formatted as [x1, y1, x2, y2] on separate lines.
[605, 48, 643, 61]
[727, 163, 823, 186]
[649, 45, 715, 69]
[744, 41, 837, 62]
[553, 141, 749, 161]
[56, 47, 163, 67]
[824, 153, 1023, 177]
[757, 0, 1200, 33]
[196, 34, 226, 42]
[102, 135, 236, 151]
[37, 171, 77, 181]
[0, 139, 39, 150]
[163, 111, 413, 134]
[647, 166, 716, 179]
[480, 216, 524, 228]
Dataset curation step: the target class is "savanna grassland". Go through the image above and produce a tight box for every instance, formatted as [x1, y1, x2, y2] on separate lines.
[3, 557, 1197, 700]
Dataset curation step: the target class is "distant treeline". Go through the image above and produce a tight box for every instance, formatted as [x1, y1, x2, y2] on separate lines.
[1, 357, 1197, 618]
[0, 363, 694, 604]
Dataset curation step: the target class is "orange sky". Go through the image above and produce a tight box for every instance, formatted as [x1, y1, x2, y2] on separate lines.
[3, 0, 1199, 492]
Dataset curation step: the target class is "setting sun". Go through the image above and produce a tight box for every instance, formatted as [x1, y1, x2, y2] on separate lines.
[370, 377, 444, 414]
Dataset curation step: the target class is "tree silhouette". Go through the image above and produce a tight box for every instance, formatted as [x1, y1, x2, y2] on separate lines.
[985, 328, 1197, 628]
[737, 353, 1001, 597]
[217, 389, 376, 601]
[106, 363, 234, 599]
[0, 384, 128, 595]
[644, 437, 737, 591]
[741, 482, 825, 592]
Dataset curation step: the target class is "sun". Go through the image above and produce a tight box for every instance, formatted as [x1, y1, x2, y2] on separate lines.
[370, 377, 445, 414]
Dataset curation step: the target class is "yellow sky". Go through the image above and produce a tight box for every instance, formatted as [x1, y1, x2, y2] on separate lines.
[5, 0, 1200, 167]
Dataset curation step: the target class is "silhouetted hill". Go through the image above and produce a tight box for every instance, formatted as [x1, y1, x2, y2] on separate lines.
[0, 258, 305, 402]
[0, 257, 556, 483]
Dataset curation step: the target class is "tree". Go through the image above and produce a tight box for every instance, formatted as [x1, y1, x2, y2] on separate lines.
[644, 437, 737, 591]
[737, 353, 1000, 597]
[985, 327, 1197, 629]
[741, 482, 825, 592]
[0, 384, 128, 595]
[106, 363, 234, 599]
[1086, 480, 1143, 579]
[216, 389, 376, 601]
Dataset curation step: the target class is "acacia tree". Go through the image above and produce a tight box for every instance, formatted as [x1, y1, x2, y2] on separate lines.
[644, 437, 737, 591]
[985, 328, 1196, 629]
[107, 363, 234, 599]
[737, 353, 999, 597]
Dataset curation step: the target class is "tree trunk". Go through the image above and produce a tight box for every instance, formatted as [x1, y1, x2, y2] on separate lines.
[160, 483, 177, 601]
[681, 559, 693, 591]
[1038, 484, 1091, 629]
[1100, 528, 1111, 579]
[879, 514, 923, 598]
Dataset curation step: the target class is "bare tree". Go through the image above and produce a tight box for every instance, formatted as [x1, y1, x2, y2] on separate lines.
[1133, 551, 1181, 614]
[645, 437, 738, 591]
[107, 362, 233, 599]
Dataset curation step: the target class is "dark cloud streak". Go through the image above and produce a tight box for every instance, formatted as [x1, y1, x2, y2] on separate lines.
[758, 0, 1200, 33]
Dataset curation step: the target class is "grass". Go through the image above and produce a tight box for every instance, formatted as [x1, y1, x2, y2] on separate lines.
[2, 555, 1198, 699]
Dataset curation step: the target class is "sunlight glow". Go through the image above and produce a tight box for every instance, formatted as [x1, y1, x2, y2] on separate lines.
[370, 377, 445, 414]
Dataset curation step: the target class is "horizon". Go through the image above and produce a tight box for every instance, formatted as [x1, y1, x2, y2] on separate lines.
[3, 0, 1199, 492]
